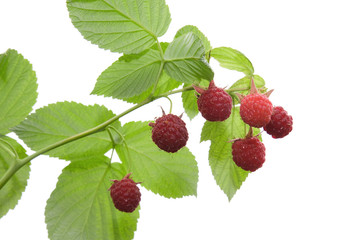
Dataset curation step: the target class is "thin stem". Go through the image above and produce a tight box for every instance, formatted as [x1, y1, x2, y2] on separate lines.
[0, 98, 151, 190]
[109, 148, 115, 162]
[107, 126, 125, 144]
[106, 128, 116, 148]
[164, 96, 173, 114]
[156, 40, 165, 60]
[157, 85, 194, 98]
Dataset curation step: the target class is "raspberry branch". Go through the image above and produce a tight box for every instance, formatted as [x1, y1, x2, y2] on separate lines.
[0, 86, 195, 191]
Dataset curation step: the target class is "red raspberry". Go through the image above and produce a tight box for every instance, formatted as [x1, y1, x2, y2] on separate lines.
[109, 173, 141, 213]
[240, 94, 273, 128]
[232, 137, 266, 172]
[264, 106, 293, 138]
[194, 80, 232, 121]
[149, 113, 188, 153]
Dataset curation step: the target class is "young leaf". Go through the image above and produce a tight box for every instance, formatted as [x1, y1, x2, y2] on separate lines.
[115, 121, 198, 198]
[181, 79, 208, 120]
[0, 49, 38, 134]
[12, 102, 120, 160]
[92, 49, 163, 99]
[124, 71, 181, 104]
[175, 25, 212, 53]
[164, 33, 214, 83]
[45, 156, 139, 240]
[211, 47, 254, 76]
[201, 107, 259, 201]
[0, 136, 30, 219]
[67, 0, 171, 54]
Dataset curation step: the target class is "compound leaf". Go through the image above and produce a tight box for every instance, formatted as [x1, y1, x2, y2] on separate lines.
[0, 49, 38, 134]
[164, 33, 213, 83]
[211, 47, 254, 76]
[92, 49, 162, 99]
[12, 102, 120, 160]
[45, 156, 139, 240]
[67, 0, 171, 54]
[116, 121, 198, 198]
[0, 136, 30, 219]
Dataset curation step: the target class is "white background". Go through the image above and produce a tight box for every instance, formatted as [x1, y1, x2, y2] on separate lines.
[1, 0, 360, 239]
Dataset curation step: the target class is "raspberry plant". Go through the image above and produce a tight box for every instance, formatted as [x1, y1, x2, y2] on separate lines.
[0, 0, 293, 239]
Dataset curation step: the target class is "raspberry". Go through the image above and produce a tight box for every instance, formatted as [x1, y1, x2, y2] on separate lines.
[149, 112, 188, 153]
[240, 94, 273, 128]
[109, 173, 141, 213]
[237, 78, 273, 128]
[264, 106, 293, 138]
[194, 80, 232, 122]
[232, 136, 266, 172]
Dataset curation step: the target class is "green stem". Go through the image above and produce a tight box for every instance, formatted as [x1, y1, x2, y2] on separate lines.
[164, 96, 173, 114]
[158, 85, 194, 97]
[0, 98, 150, 190]
[156, 40, 165, 60]
[106, 128, 116, 148]
[0, 85, 195, 191]
[107, 126, 125, 144]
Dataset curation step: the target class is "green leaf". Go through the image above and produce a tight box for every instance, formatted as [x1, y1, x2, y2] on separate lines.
[175, 25, 212, 53]
[230, 75, 266, 100]
[116, 121, 198, 198]
[0, 49, 38, 134]
[211, 47, 254, 76]
[12, 102, 120, 160]
[92, 49, 163, 99]
[201, 107, 259, 201]
[124, 71, 181, 104]
[45, 156, 139, 240]
[181, 79, 208, 120]
[67, 0, 171, 54]
[164, 33, 214, 83]
[0, 136, 30, 218]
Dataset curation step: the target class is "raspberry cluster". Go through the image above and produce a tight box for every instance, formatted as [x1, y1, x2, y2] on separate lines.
[234, 79, 293, 172]
[193, 79, 293, 173]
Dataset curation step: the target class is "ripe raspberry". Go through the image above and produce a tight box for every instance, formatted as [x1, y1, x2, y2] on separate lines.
[194, 80, 232, 122]
[232, 136, 266, 172]
[237, 78, 273, 128]
[109, 173, 141, 213]
[264, 106, 293, 138]
[240, 94, 273, 128]
[149, 112, 188, 153]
